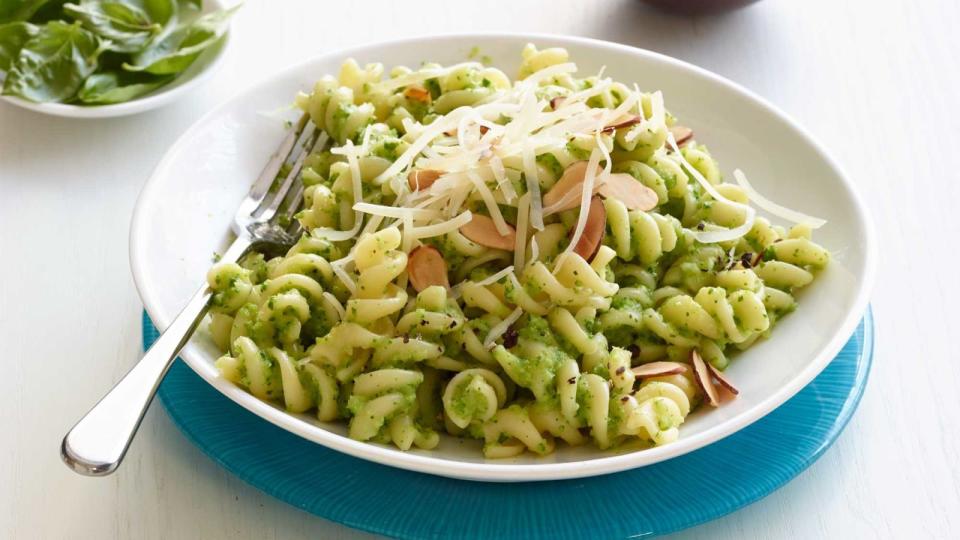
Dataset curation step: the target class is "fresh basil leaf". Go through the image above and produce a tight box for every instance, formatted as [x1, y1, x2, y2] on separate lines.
[2, 20, 104, 102]
[0, 0, 53, 23]
[143, 0, 176, 24]
[76, 69, 168, 102]
[0, 21, 37, 70]
[25, 0, 67, 22]
[123, 4, 234, 75]
[64, 1, 166, 53]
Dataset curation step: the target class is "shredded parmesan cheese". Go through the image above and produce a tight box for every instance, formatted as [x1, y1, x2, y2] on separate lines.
[474, 266, 515, 287]
[410, 210, 473, 239]
[373, 61, 484, 91]
[522, 139, 545, 230]
[514, 193, 530, 270]
[354, 202, 440, 220]
[466, 170, 511, 235]
[561, 146, 603, 260]
[734, 169, 827, 228]
[322, 292, 346, 321]
[330, 261, 357, 294]
[650, 90, 665, 131]
[667, 136, 756, 243]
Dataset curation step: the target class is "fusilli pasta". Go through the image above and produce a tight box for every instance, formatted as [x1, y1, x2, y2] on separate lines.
[205, 44, 830, 457]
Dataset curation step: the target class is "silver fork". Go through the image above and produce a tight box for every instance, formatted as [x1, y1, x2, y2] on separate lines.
[61, 114, 321, 476]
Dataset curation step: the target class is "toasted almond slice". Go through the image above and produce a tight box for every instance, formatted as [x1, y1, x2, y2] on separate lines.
[601, 114, 642, 133]
[630, 361, 688, 378]
[407, 245, 450, 292]
[705, 362, 740, 396]
[670, 125, 694, 146]
[572, 196, 606, 260]
[691, 350, 720, 407]
[460, 214, 516, 250]
[598, 173, 658, 211]
[404, 85, 431, 103]
[408, 169, 443, 191]
[543, 161, 604, 212]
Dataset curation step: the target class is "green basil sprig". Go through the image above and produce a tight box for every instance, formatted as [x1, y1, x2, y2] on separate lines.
[124, 4, 235, 75]
[63, 1, 176, 53]
[77, 69, 170, 103]
[0, 20, 37, 69]
[0, 1, 238, 105]
[2, 20, 105, 102]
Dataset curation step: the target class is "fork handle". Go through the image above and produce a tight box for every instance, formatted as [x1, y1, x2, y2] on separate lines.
[61, 236, 252, 476]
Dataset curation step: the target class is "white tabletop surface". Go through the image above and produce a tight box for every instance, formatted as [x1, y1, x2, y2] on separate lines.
[2, 0, 959, 538]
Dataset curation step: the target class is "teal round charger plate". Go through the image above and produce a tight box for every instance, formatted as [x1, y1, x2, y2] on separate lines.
[147, 309, 873, 539]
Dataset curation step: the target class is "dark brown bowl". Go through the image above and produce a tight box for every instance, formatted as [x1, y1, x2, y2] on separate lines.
[640, 0, 761, 15]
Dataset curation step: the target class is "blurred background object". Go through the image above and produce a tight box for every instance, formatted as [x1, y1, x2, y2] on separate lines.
[641, 0, 761, 15]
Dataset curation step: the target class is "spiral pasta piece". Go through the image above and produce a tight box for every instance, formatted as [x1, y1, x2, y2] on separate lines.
[347, 227, 409, 324]
[442, 368, 508, 429]
[643, 286, 770, 346]
[295, 76, 376, 144]
[604, 199, 682, 264]
[347, 368, 438, 450]
[216, 337, 339, 421]
[482, 405, 555, 458]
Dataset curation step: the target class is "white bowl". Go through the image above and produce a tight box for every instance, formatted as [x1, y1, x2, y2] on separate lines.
[0, 0, 230, 119]
[130, 33, 876, 482]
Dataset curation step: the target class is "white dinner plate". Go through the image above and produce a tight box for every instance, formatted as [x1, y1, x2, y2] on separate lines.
[130, 33, 876, 482]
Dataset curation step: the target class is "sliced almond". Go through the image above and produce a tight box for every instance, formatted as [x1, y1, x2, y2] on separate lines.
[407, 245, 450, 292]
[691, 350, 720, 407]
[630, 361, 688, 378]
[705, 362, 740, 396]
[670, 125, 694, 146]
[601, 114, 642, 133]
[543, 161, 604, 213]
[572, 196, 606, 260]
[460, 214, 516, 251]
[598, 173, 658, 211]
[404, 85, 431, 103]
[408, 169, 443, 191]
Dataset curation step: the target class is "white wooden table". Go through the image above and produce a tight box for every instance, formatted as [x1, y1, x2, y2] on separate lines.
[3, 0, 959, 537]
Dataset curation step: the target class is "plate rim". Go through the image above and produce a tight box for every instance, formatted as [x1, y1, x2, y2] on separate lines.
[130, 32, 878, 482]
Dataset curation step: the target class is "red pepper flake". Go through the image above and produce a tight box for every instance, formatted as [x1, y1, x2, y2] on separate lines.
[615, 366, 626, 375]
[502, 326, 518, 348]
[567, 377, 577, 384]
[550, 96, 566, 110]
